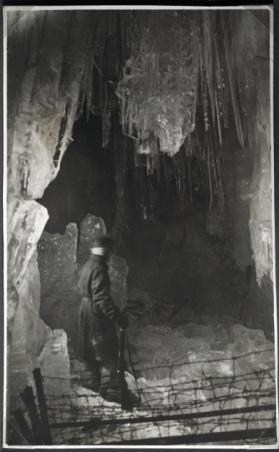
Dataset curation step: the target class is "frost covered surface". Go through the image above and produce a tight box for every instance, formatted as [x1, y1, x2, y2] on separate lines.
[117, 11, 200, 155]
[44, 316, 275, 445]
[38, 223, 80, 342]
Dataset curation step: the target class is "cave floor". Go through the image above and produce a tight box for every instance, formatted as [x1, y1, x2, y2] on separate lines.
[47, 298, 276, 446]
[38, 214, 276, 445]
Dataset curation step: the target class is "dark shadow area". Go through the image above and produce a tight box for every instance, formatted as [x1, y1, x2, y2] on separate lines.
[38, 114, 117, 234]
[37, 112, 258, 328]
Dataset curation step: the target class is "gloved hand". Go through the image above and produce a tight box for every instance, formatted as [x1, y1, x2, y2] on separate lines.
[116, 310, 129, 329]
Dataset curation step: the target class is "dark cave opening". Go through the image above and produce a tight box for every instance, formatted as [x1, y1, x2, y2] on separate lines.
[36, 109, 257, 338]
[38, 113, 117, 234]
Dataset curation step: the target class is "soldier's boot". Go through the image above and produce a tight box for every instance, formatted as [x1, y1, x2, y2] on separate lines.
[85, 351, 101, 392]
[99, 366, 140, 407]
[99, 365, 121, 403]
[91, 363, 101, 392]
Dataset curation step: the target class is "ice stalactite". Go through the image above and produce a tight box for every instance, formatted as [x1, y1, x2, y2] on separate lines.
[115, 10, 271, 285]
[116, 11, 228, 220]
[116, 11, 201, 156]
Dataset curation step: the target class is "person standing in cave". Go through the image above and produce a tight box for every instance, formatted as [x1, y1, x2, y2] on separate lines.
[77, 234, 129, 403]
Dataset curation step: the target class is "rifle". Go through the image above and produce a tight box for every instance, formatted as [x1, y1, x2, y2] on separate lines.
[117, 326, 134, 411]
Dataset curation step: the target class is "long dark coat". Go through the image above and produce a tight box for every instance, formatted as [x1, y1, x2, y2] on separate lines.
[77, 254, 119, 365]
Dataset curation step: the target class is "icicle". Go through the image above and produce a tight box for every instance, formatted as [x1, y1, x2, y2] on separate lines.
[187, 158, 193, 204]
[162, 155, 168, 188]
[215, 91, 223, 145]
[141, 144, 152, 172]
[200, 50, 210, 133]
[213, 155, 218, 190]
[86, 54, 94, 121]
[202, 11, 215, 127]
[221, 14, 245, 147]
[176, 166, 181, 194]
[207, 143, 213, 210]
[217, 156, 223, 187]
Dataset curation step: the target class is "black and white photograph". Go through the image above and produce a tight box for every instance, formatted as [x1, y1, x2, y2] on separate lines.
[2, 4, 278, 447]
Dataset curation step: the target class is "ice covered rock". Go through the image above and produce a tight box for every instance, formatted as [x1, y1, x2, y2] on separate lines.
[38, 223, 80, 343]
[229, 323, 266, 344]
[39, 329, 70, 396]
[8, 251, 52, 405]
[180, 322, 214, 338]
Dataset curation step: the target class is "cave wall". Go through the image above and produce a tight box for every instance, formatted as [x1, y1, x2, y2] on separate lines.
[38, 223, 79, 343]
[234, 11, 272, 286]
[189, 11, 273, 290]
[222, 134, 252, 271]
[7, 11, 93, 396]
[6, 9, 131, 398]
[221, 12, 273, 331]
[8, 250, 52, 407]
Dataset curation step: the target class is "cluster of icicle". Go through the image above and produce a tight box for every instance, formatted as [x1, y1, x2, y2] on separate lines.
[75, 11, 255, 168]
[115, 10, 262, 211]
[116, 11, 200, 157]
[9, 10, 264, 215]
[115, 11, 228, 209]
[78, 11, 123, 148]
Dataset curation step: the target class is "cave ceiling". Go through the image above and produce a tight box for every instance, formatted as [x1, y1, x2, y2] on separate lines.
[8, 9, 268, 161]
